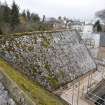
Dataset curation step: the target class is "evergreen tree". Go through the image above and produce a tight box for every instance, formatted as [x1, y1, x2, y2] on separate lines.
[42, 15, 45, 22]
[21, 10, 27, 21]
[93, 20, 102, 32]
[0, 4, 7, 23]
[27, 10, 31, 21]
[31, 13, 40, 22]
[22, 10, 26, 17]
[3, 2, 11, 23]
[0, 27, 2, 34]
[20, 10, 28, 25]
[10, 1, 20, 30]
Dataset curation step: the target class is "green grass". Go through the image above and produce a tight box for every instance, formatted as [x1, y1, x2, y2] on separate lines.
[0, 58, 68, 105]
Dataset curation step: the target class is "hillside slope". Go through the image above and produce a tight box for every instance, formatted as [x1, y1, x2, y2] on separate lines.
[0, 58, 68, 105]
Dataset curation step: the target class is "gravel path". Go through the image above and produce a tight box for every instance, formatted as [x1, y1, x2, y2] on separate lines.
[0, 82, 16, 105]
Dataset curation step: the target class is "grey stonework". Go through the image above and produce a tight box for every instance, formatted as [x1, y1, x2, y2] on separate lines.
[0, 71, 36, 105]
[0, 81, 16, 105]
[0, 30, 96, 91]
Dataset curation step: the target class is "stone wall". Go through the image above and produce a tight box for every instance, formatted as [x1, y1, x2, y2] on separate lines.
[0, 81, 16, 105]
[0, 30, 96, 91]
[0, 70, 35, 105]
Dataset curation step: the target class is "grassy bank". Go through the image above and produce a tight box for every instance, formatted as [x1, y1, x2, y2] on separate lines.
[0, 58, 68, 105]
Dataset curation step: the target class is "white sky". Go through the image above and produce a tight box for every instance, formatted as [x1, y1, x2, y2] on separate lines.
[1, 0, 105, 19]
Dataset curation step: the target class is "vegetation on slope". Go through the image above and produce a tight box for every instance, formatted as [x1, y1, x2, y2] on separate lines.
[0, 1, 52, 34]
[0, 58, 68, 105]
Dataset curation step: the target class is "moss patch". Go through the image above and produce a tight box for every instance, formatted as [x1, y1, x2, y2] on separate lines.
[47, 76, 59, 89]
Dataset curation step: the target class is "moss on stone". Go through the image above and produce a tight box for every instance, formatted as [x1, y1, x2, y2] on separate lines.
[41, 35, 51, 48]
[47, 76, 59, 89]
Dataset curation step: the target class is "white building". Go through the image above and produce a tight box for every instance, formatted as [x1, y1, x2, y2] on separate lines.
[83, 24, 93, 33]
[81, 23, 100, 58]
[71, 20, 85, 32]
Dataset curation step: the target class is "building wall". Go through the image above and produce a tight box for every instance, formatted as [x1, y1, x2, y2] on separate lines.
[83, 25, 93, 33]
[81, 25, 100, 58]
[71, 25, 84, 32]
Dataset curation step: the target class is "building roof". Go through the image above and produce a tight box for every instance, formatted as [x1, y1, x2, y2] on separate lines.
[71, 20, 85, 25]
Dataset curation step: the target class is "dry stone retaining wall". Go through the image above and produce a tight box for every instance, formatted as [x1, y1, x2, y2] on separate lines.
[0, 30, 96, 91]
[0, 81, 16, 105]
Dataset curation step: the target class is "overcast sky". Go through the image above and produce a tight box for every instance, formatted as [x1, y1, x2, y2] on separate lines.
[1, 0, 105, 19]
